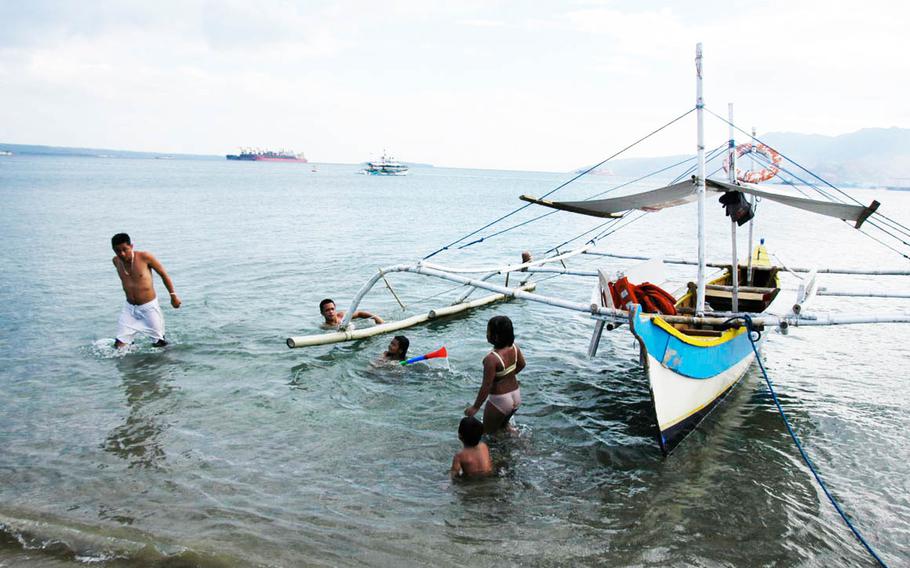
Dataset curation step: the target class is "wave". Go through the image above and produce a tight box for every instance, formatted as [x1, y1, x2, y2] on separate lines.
[0, 508, 247, 567]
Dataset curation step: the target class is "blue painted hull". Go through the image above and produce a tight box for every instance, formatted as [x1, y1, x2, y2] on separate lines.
[628, 305, 760, 454]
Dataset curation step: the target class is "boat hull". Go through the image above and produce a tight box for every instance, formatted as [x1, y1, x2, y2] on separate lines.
[252, 157, 308, 163]
[363, 168, 408, 176]
[629, 305, 761, 454]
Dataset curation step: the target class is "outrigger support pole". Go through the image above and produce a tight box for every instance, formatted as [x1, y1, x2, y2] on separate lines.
[288, 283, 537, 348]
[728, 102, 739, 312]
[695, 43, 707, 315]
[746, 126, 757, 285]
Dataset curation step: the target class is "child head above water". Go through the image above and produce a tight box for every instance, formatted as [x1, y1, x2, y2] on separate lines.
[458, 416, 484, 447]
[386, 335, 409, 360]
[486, 315, 514, 349]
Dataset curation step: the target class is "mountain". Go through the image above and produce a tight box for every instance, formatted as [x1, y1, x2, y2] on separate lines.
[577, 127, 910, 188]
[0, 143, 219, 161]
[761, 128, 910, 188]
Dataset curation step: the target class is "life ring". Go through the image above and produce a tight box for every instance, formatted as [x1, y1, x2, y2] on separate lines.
[722, 143, 781, 183]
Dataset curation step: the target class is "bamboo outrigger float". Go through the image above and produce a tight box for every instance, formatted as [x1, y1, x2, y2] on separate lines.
[287, 44, 910, 458]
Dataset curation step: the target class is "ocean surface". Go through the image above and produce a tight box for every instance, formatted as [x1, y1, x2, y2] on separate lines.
[0, 155, 908, 567]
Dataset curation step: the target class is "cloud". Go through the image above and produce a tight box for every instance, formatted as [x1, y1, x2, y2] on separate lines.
[0, 1, 907, 170]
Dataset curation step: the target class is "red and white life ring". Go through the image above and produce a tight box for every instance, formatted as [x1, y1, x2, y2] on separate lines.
[722, 143, 782, 183]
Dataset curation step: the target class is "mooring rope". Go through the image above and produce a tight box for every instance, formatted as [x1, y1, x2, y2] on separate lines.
[738, 314, 889, 567]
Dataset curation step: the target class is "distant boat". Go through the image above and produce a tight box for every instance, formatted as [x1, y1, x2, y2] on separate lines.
[362, 151, 408, 176]
[0, 150, 12, 156]
[226, 148, 308, 163]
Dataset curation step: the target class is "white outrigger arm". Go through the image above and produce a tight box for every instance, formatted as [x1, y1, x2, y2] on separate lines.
[286, 248, 910, 348]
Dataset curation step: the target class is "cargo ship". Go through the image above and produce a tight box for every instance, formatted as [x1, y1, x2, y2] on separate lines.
[226, 148, 307, 163]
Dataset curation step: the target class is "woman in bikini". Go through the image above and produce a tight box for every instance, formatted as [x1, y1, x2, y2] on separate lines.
[465, 315, 525, 435]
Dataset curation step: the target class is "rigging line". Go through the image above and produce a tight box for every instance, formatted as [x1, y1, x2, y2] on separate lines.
[535, 106, 696, 202]
[771, 253, 805, 281]
[750, 152, 840, 202]
[590, 141, 728, 199]
[854, 224, 910, 261]
[759, 162, 910, 249]
[421, 107, 696, 260]
[867, 212, 910, 241]
[708, 106, 910, 238]
[666, 142, 727, 185]
[457, 211, 559, 249]
[459, 142, 729, 251]
[705, 103, 910, 234]
[588, 155, 697, 199]
[866, 210, 910, 239]
[762, 152, 910, 242]
[740, 315, 890, 568]
[862, 219, 910, 248]
[408, 283, 472, 306]
[707, 104, 910, 234]
[545, 217, 624, 255]
[592, 211, 650, 242]
[704, 106, 866, 206]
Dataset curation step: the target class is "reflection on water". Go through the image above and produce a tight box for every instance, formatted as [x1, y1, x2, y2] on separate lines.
[103, 354, 176, 469]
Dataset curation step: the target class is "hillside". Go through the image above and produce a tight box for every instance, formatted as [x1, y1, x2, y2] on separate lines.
[579, 127, 910, 188]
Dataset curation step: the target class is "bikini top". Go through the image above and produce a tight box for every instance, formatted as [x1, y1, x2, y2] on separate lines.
[491, 344, 519, 378]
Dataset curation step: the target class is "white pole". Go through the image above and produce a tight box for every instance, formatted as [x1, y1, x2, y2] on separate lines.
[696, 43, 707, 314]
[746, 126, 757, 284]
[728, 103, 739, 312]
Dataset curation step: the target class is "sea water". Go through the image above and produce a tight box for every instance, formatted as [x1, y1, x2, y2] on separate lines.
[0, 155, 908, 566]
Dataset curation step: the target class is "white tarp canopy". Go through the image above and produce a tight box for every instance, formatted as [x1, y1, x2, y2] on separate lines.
[520, 177, 879, 228]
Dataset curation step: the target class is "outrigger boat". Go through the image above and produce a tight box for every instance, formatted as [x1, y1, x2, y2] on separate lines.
[288, 44, 910, 456]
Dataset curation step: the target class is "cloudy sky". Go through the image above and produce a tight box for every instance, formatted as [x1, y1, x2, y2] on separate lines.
[1, 0, 907, 171]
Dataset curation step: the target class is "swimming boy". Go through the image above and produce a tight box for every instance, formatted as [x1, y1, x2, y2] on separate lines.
[450, 417, 493, 478]
[319, 298, 384, 328]
[384, 335, 410, 361]
[111, 233, 181, 347]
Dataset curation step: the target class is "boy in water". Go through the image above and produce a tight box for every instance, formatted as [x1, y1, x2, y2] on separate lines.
[384, 335, 410, 361]
[319, 298, 384, 328]
[450, 417, 493, 478]
[111, 233, 181, 347]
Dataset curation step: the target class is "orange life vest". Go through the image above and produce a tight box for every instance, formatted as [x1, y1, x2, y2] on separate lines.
[609, 278, 678, 315]
[608, 276, 639, 311]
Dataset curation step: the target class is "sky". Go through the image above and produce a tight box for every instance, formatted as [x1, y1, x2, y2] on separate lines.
[1, 0, 907, 171]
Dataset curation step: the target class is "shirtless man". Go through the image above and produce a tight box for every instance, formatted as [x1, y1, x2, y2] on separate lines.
[111, 233, 181, 347]
[319, 298, 383, 328]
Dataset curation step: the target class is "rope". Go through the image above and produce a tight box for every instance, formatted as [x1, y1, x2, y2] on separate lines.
[737, 314, 889, 567]
[421, 107, 696, 260]
[770, 253, 805, 281]
[706, 106, 910, 239]
[407, 283, 470, 306]
[736, 141, 910, 259]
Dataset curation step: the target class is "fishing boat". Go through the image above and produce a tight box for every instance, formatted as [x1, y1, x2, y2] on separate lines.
[287, 44, 910, 457]
[362, 151, 408, 176]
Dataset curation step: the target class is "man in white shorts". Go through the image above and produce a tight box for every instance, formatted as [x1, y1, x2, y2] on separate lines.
[111, 233, 181, 347]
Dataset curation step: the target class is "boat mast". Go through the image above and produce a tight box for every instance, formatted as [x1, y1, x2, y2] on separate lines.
[695, 43, 707, 314]
[746, 126, 757, 285]
[728, 103, 739, 312]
